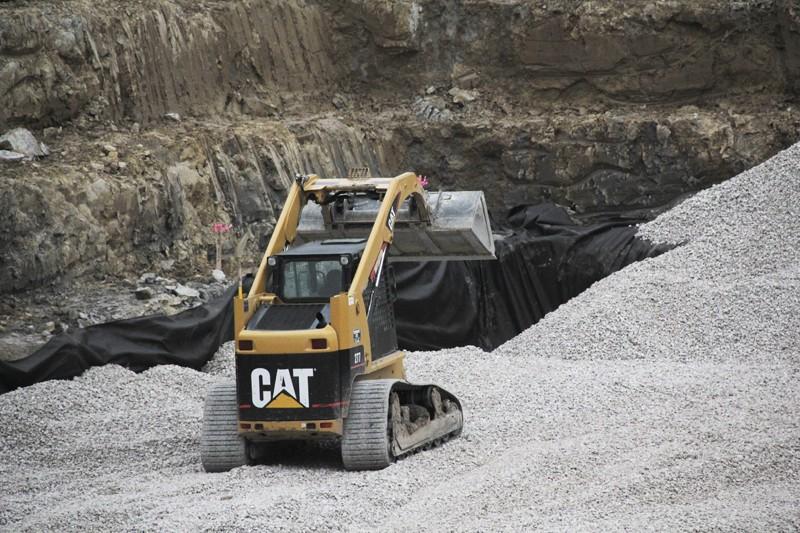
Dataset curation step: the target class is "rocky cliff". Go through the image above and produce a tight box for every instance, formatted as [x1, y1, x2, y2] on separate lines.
[1, 0, 799, 293]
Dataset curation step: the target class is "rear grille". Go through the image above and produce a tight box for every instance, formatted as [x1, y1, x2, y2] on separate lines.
[247, 304, 324, 331]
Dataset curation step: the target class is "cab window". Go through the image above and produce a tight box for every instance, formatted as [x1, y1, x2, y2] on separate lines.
[280, 258, 343, 301]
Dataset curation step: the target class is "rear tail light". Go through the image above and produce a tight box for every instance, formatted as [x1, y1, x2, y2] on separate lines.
[240, 423, 251, 429]
[320, 422, 333, 429]
[311, 338, 327, 349]
[238, 339, 253, 351]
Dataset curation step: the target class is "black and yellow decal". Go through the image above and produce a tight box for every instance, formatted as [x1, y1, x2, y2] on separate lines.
[236, 347, 364, 421]
[385, 193, 400, 231]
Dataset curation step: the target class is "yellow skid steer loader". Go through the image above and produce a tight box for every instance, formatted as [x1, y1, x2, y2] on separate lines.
[201, 170, 494, 471]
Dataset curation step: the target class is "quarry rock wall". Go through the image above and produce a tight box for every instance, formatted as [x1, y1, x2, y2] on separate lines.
[1, 0, 799, 292]
[0, 0, 339, 128]
[0, 119, 396, 292]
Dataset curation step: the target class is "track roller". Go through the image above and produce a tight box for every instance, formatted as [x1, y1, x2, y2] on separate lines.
[341, 379, 463, 471]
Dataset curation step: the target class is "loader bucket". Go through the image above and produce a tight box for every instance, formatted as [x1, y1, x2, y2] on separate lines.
[296, 191, 495, 261]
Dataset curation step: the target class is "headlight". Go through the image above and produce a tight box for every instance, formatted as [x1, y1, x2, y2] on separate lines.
[267, 256, 277, 266]
[340, 255, 350, 265]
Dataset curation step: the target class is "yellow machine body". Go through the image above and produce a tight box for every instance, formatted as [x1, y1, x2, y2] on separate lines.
[201, 170, 491, 471]
[233, 172, 425, 439]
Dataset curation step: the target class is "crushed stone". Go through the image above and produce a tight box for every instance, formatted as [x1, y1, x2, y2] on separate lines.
[1, 144, 799, 531]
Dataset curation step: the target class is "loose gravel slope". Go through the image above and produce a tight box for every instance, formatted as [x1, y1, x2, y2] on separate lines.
[2, 144, 799, 531]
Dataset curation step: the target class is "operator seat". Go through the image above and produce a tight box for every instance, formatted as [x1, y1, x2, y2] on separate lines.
[322, 270, 340, 296]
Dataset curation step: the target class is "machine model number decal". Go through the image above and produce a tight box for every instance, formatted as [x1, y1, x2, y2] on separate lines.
[250, 368, 315, 408]
[352, 350, 364, 368]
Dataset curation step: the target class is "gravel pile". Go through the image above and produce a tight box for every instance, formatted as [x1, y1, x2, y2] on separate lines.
[201, 341, 236, 378]
[2, 145, 799, 531]
[498, 141, 800, 364]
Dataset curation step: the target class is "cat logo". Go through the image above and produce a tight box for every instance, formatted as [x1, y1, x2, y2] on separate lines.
[386, 194, 399, 230]
[250, 368, 315, 408]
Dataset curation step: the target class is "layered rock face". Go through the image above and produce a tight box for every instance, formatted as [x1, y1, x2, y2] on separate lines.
[0, 0, 338, 127]
[332, 0, 800, 217]
[1, 0, 799, 292]
[331, 0, 795, 100]
[0, 119, 396, 292]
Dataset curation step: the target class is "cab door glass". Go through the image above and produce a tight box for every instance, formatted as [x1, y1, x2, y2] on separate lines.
[281, 259, 343, 300]
[283, 261, 311, 299]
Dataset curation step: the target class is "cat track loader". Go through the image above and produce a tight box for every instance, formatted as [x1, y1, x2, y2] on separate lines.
[200, 170, 494, 471]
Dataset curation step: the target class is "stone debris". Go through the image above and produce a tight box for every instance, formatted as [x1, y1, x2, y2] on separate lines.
[412, 96, 452, 122]
[332, 94, 347, 110]
[448, 87, 478, 105]
[134, 287, 154, 300]
[164, 112, 181, 122]
[0, 142, 798, 531]
[0, 150, 25, 162]
[0, 274, 233, 364]
[138, 272, 157, 284]
[451, 63, 479, 90]
[211, 269, 226, 282]
[42, 127, 61, 139]
[240, 96, 280, 117]
[0, 128, 49, 159]
[170, 284, 200, 299]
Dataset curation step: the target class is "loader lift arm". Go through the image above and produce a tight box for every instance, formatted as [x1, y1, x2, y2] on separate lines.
[247, 171, 430, 369]
[251, 171, 428, 296]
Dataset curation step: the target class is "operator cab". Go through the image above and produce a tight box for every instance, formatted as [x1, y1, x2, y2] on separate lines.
[269, 239, 367, 303]
[246, 239, 367, 333]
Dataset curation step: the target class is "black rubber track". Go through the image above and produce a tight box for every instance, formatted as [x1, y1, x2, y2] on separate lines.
[200, 382, 249, 473]
[341, 379, 462, 470]
[341, 379, 396, 471]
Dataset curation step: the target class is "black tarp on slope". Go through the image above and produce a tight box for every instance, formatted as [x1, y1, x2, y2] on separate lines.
[394, 204, 670, 350]
[0, 281, 244, 393]
[0, 204, 669, 393]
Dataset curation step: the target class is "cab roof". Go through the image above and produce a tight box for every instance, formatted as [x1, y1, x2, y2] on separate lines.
[278, 238, 368, 257]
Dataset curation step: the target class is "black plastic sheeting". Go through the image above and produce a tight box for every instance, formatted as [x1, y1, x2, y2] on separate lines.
[0, 281, 247, 394]
[0, 204, 670, 393]
[394, 204, 671, 351]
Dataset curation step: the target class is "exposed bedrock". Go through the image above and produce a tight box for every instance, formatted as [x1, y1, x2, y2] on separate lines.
[0, 0, 338, 128]
[326, 0, 800, 103]
[0, 119, 396, 293]
[3, 0, 799, 126]
[400, 106, 799, 220]
[1, 0, 800, 292]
